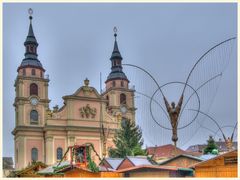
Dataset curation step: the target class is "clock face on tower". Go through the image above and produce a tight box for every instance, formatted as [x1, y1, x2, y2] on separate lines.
[30, 97, 39, 106]
[120, 105, 127, 114]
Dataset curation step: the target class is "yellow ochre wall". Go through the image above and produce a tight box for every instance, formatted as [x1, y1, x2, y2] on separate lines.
[194, 151, 237, 178]
[127, 170, 170, 177]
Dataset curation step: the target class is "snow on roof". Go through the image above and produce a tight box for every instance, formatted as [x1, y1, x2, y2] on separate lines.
[104, 158, 124, 170]
[127, 156, 152, 166]
[199, 154, 217, 160]
[38, 161, 70, 174]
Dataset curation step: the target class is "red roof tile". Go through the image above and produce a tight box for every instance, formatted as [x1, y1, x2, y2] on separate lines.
[147, 144, 186, 159]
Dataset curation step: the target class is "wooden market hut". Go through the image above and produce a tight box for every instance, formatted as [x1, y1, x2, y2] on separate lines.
[38, 160, 123, 178]
[114, 156, 193, 177]
[116, 165, 194, 177]
[8, 161, 47, 177]
[99, 157, 124, 171]
[116, 156, 154, 170]
[62, 166, 123, 178]
[159, 154, 203, 168]
[191, 149, 237, 177]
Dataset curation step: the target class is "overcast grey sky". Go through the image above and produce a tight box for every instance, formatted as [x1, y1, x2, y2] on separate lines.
[3, 3, 237, 158]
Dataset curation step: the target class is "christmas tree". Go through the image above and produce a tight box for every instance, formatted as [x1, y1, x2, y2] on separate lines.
[108, 118, 146, 158]
[203, 135, 219, 154]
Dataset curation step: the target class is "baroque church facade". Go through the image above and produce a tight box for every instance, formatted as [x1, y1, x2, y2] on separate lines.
[12, 13, 136, 170]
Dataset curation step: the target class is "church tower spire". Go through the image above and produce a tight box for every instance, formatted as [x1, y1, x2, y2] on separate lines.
[13, 8, 50, 170]
[103, 27, 135, 125]
[105, 27, 129, 86]
[18, 8, 45, 73]
[110, 29, 122, 60]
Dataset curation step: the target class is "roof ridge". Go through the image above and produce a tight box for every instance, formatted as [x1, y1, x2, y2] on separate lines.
[127, 156, 148, 158]
[106, 157, 124, 159]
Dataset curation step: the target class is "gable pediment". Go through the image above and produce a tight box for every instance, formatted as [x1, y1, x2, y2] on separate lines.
[72, 85, 101, 99]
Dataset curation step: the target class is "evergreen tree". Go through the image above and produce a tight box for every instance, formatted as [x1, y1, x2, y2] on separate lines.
[108, 118, 146, 158]
[203, 135, 219, 154]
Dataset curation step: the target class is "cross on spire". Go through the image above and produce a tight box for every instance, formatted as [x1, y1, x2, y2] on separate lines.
[105, 27, 129, 84]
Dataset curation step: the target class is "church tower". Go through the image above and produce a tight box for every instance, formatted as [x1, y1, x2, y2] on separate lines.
[12, 9, 50, 170]
[103, 28, 135, 121]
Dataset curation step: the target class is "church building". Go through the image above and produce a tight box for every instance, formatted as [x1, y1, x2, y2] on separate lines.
[12, 12, 136, 170]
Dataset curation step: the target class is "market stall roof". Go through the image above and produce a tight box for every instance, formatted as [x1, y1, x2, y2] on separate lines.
[159, 154, 203, 165]
[126, 156, 153, 166]
[38, 161, 70, 174]
[116, 164, 193, 173]
[190, 149, 237, 168]
[101, 158, 124, 170]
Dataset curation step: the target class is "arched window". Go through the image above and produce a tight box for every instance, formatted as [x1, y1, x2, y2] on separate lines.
[31, 148, 38, 162]
[116, 60, 121, 65]
[30, 83, 38, 96]
[121, 118, 127, 128]
[23, 69, 26, 76]
[30, 45, 35, 53]
[30, 110, 38, 124]
[112, 81, 116, 87]
[121, 81, 124, 87]
[40, 71, 43, 78]
[31, 69, 36, 76]
[120, 93, 126, 104]
[106, 95, 109, 108]
[57, 147, 63, 160]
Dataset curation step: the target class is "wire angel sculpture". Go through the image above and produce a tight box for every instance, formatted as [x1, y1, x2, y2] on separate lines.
[122, 37, 236, 148]
[188, 109, 238, 151]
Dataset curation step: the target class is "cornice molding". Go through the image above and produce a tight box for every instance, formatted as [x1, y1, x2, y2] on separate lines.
[12, 126, 44, 135]
[16, 75, 49, 83]
[102, 87, 135, 96]
[62, 95, 107, 103]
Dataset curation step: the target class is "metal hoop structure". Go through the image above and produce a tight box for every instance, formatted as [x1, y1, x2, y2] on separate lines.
[213, 125, 236, 138]
[122, 37, 236, 146]
[188, 109, 237, 141]
[188, 109, 225, 135]
[182, 37, 236, 94]
[179, 73, 222, 119]
[149, 81, 200, 130]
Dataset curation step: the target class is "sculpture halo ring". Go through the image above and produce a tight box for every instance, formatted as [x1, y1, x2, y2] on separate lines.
[150, 81, 200, 130]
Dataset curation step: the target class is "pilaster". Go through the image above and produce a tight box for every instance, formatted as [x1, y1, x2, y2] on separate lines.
[45, 136, 53, 165]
